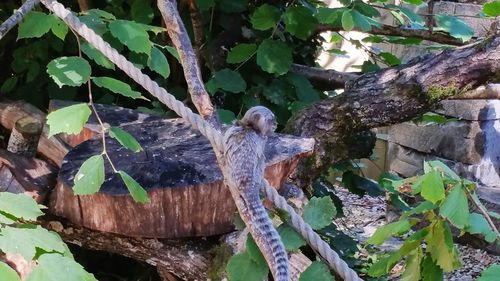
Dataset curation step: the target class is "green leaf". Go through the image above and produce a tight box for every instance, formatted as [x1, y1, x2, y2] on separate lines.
[465, 213, 497, 242]
[403, 0, 424, 5]
[218, 0, 248, 13]
[245, 235, 267, 265]
[439, 184, 469, 229]
[397, 6, 425, 26]
[17, 11, 53, 39]
[352, 11, 372, 32]
[353, 1, 381, 17]
[401, 247, 423, 281]
[81, 42, 115, 70]
[286, 73, 320, 103]
[196, 0, 215, 12]
[299, 261, 334, 281]
[226, 252, 268, 281]
[425, 220, 461, 272]
[366, 219, 412, 245]
[86, 9, 116, 20]
[131, 0, 154, 24]
[109, 127, 143, 152]
[315, 8, 341, 24]
[46, 103, 91, 137]
[26, 254, 97, 281]
[50, 17, 69, 41]
[435, 15, 474, 42]
[217, 109, 236, 124]
[251, 4, 281, 31]
[341, 11, 354, 32]
[419, 170, 445, 204]
[284, 6, 319, 40]
[0, 225, 66, 260]
[256, 39, 292, 76]
[278, 223, 306, 251]
[421, 253, 443, 281]
[0, 193, 43, 221]
[0, 261, 20, 281]
[212, 69, 247, 93]
[303, 197, 336, 230]
[79, 15, 107, 35]
[1, 76, 18, 94]
[109, 20, 151, 54]
[477, 264, 500, 281]
[368, 253, 401, 277]
[118, 171, 149, 203]
[227, 43, 257, 64]
[93, 77, 145, 99]
[165, 45, 180, 62]
[402, 201, 436, 218]
[73, 155, 105, 195]
[483, 1, 500, 17]
[47, 56, 91, 87]
[148, 47, 170, 78]
[387, 36, 422, 45]
[263, 79, 291, 106]
[379, 52, 401, 66]
[426, 161, 460, 180]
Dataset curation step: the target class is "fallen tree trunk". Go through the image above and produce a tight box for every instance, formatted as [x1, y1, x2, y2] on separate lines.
[288, 35, 500, 186]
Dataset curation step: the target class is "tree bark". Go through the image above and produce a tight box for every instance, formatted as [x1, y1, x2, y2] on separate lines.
[288, 35, 500, 186]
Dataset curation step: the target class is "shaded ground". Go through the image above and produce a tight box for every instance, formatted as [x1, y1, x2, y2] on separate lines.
[332, 187, 499, 280]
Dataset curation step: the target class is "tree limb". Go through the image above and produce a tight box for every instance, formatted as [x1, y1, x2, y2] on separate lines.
[288, 35, 500, 186]
[316, 24, 466, 46]
[41, 218, 215, 280]
[157, 0, 216, 123]
[290, 64, 360, 90]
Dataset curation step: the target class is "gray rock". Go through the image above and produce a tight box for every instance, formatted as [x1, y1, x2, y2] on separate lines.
[389, 121, 485, 164]
[436, 100, 500, 121]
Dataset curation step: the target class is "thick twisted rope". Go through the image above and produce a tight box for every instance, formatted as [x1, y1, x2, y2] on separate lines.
[9, 1, 363, 279]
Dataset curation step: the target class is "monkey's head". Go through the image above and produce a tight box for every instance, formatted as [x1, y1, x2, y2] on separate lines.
[239, 106, 277, 137]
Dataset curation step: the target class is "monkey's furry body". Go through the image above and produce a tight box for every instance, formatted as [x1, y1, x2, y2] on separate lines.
[223, 106, 289, 281]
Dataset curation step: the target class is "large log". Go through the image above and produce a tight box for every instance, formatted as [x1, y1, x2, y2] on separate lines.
[50, 116, 314, 238]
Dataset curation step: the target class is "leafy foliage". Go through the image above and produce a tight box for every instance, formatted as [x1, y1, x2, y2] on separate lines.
[370, 160, 500, 279]
[0, 193, 96, 281]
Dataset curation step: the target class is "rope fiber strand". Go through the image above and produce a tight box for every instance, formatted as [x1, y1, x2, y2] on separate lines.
[29, 0, 362, 280]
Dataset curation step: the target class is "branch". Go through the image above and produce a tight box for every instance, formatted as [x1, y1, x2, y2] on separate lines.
[0, 0, 39, 40]
[157, 0, 216, 123]
[288, 35, 500, 186]
[290, 64, 360, 90]
[186, 0, 204, 63]
[316, 24, 466, 46]
[41, 218, 214, 280]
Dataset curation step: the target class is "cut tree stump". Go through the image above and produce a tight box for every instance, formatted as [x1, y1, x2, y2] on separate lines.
[50, 103, 315, 238]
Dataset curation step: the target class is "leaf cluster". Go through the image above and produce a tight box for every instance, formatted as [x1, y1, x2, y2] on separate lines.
[367, 160, 500, 280]
[0, 192, 97, 281]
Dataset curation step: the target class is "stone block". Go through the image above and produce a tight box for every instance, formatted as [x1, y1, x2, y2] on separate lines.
[436, 100, 500, 121]
[389, 121, 484, 164]
[387, 142, 500, 188]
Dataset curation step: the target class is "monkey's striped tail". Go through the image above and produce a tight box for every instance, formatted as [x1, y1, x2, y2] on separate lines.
[240, 192, 289, 281]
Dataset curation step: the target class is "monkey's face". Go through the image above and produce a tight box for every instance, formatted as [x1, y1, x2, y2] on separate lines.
[243, 106, 277, 137]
